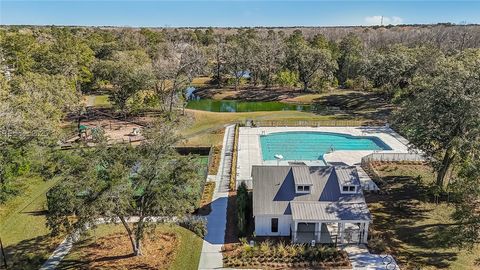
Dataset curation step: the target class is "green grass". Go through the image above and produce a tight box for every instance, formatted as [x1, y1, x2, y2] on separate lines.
[180, 109, 348, 146]
[57, 224, 203, 270]
[0, 175, 63, 270]
[83, 95, 111, 108]
[367, 164, 480, 270]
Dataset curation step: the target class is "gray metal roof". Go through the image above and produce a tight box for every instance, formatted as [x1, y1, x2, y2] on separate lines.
[252, 165, 369, 220]
[290, 201, 371, 221]
[335, 166, 361, 186]
[291, 166, 321, 185]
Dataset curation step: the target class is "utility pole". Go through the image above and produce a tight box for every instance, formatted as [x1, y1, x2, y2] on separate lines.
[0, 236, 7, 270]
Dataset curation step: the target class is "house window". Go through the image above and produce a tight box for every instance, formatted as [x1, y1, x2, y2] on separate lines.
[349, 186, 356, 192]
[297, 185, 311, 193]
[342, 186, 349, 192]
[271, 218, 279, 233]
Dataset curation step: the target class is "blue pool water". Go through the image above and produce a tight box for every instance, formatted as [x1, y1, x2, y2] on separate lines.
[260, 132, 391, 161]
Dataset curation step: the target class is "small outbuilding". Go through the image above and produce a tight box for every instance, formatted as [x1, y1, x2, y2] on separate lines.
[252, 165, 371, 245]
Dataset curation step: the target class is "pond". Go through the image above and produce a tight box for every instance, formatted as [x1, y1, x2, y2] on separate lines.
[186, 99, 311, 112]
[185, 86, 311, 112]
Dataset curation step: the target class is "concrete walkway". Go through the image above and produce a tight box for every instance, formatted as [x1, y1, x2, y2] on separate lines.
[344, 245, 399, 270]
[198, 125, 235, 270]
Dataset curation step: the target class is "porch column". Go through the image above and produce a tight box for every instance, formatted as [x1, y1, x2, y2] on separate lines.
[316, 222, 322, 242]
[293, 221, 298, 243]
[339, 222, 345, 244]
[362, 222, 369, 243]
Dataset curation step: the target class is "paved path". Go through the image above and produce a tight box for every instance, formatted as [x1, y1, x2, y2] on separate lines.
[344, 245, 399, 270]
[198, 125, 235, 270]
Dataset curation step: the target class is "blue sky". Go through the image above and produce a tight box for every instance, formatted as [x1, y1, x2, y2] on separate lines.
[1, 1, 479, 27]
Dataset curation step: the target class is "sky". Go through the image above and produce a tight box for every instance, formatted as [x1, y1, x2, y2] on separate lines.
[1, 1, 479, 27]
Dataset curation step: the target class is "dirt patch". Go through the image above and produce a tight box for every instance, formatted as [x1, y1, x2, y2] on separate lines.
[72, 231, 178, 270]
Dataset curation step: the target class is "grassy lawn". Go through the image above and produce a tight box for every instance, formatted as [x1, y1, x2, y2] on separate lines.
[366, 163, 480, 270]
[57, 224, 203, 270]
[0, 176, 63, 270]
[180, 109, 350, 146]
[83, 95, 111, 108]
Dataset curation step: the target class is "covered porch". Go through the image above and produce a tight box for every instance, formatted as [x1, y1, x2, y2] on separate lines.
[292, 220, 369, 245]
[289, 201, 371, 245]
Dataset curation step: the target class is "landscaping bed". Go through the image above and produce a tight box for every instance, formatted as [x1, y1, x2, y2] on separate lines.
[57, 224, 203, 270]
[207, 145, 222, 175]
[196, 181, 215, 215]
[223, 239, 350, 269]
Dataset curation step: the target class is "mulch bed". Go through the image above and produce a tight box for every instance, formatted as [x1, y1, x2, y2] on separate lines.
[69, 231, 178, 269]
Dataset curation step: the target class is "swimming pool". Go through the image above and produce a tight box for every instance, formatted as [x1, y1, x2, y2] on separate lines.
[260, 131, 391, 161]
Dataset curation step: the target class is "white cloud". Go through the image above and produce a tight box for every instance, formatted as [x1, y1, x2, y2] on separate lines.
[364, 16, 404, 26]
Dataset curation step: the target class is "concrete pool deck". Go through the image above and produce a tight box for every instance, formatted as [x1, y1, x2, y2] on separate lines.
[237, 126, 411, 187]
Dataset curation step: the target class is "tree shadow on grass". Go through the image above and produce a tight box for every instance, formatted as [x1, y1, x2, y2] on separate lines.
[365, 168, 461, 269]
[1, 235, 60, 270]
[311, 92, 393, 120]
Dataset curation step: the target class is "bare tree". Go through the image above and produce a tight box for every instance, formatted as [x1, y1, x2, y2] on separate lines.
[256, 31, 285, 88]
[153, 41, 205, 118]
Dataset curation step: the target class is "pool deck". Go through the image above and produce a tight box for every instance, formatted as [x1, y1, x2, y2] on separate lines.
[237, 126, 411, 188]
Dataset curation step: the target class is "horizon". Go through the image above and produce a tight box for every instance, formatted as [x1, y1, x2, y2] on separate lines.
[1, 1, 480, 27]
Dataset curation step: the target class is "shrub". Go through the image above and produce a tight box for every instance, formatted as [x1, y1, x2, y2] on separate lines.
[344, 79, 355, 89]
[178, 216, 207, 238]
[237, 182, 250, 236]
[369, 236, 388, 253]
[276, 70, 299, 87]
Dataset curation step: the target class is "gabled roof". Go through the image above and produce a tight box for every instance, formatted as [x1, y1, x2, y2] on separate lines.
[252, 165, 368, 220]
[335, 166, 361, 186]
[292, 166, 319, 186]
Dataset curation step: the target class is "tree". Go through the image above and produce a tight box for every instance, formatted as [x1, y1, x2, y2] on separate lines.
[450, 158, 480, 247]
[210, 34, 227, 88]
[237, 182, 250, 236]
[0, 72, 79, 202]
[393, 49, 480, 188]
[46, 123, 203, 256]
[337, 33, 364, 85]
[255, 31, 285, 88]
[364, 45, 421, 98]
[0, 31, 38, 75]
[99, 50, 154, 115]
[285, 32, 337, 91]
[153, 41, 205, 117]
[224, 30, 255, 90]
[33, 28, 95, 92]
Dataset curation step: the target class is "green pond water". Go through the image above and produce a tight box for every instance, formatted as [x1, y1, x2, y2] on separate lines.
[186, 99, 311, 112]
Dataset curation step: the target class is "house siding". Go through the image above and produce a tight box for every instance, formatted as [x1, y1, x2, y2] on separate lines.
[255, 215, 292, 236]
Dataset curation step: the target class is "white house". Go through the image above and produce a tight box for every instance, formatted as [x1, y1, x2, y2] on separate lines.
[252, 165, 371, 244]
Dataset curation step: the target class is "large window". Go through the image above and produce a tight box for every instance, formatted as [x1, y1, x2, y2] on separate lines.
[271, 218, 279, 233]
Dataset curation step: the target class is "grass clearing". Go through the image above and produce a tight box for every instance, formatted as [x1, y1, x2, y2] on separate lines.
[0, 176, 64, 270]
[83, 95, 111, 108]
[366, 163, 480, 270]
[57, 224, 203, 270]
[181, 109, 346, 146]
